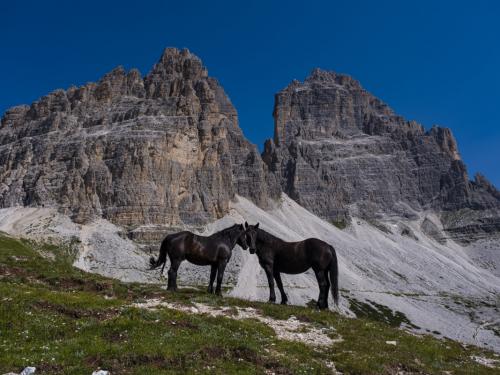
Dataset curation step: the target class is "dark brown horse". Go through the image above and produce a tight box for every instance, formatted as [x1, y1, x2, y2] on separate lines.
[149, 224, 248, 295]
[244, 222, 339, 309]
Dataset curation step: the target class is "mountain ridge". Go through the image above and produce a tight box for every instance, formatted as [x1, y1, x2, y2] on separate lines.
[263, 67, 500, 242]
[0, 47, 498, 242]
[0, 47, 279, 227]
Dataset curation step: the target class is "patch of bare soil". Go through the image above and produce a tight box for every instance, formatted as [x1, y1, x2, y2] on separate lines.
[34, 300, 121, 321]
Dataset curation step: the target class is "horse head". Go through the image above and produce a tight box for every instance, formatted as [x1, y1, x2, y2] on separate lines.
[244, 222, 259, 254]
[235, 223, 249, 250]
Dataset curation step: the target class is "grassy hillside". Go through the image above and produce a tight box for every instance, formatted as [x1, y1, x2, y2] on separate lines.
[0, 233, 498, 374]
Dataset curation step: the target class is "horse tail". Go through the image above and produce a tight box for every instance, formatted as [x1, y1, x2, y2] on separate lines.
[149, 238, 169, 272]
[328, 245, 339, 306]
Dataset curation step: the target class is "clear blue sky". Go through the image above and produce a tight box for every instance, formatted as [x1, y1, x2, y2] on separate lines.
[1, 0, 499, 187]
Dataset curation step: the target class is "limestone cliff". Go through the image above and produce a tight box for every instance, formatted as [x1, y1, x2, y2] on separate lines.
[1, 51, 498, 242]
[0, 48, 279, 227]
[262, 69, 500, 241]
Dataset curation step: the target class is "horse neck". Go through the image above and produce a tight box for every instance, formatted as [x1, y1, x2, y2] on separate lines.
[225, 228, 238, 247]
[215, 226, 240, 248]
[256, 228, 282, 248]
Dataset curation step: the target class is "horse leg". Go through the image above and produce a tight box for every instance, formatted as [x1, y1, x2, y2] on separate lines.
[166, 259, 175, 291]
[314, 268, 328, 309]
[167, 259, 181, 292]
[215, 259, 228, 296]
[263, 265, 276, 303]
[208, 264, 217, 294]
[323, 270, 330, 309]
[273, 271, 288, 305]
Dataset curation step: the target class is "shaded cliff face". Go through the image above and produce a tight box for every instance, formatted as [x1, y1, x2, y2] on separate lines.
[263, 69, 500, 240]
[0, 48, 279, 226]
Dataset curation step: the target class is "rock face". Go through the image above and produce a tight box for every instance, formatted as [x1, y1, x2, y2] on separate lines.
[0, 48, 279, 227]
[262, 69, 500, 241]
[1, 50, 498, 242]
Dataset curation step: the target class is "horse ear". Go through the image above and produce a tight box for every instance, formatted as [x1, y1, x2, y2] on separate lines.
[245, 222, 249, 228]
[255, 223, 260, 229]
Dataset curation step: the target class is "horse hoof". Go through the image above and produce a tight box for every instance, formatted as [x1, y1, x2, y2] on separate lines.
[281, 301, 288, 305]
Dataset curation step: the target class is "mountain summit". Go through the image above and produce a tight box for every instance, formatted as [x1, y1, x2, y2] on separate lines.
[263, 68, 500, 242]
[0, 48, 278, 226]
[0, 50, 498, 242]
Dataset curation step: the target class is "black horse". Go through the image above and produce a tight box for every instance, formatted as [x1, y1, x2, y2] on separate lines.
[244, 222, 339, 309]
[149, 224, 248, 295]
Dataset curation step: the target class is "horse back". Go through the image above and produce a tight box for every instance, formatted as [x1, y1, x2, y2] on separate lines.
[162, 231, 195, 255]
[271, 239, 316, 274]
[305, 238, 334, 259]
[162, 231, 193, 244]
[255, 228, 335, 275]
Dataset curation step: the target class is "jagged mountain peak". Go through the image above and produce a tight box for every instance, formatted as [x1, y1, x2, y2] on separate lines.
[474, 173, 500, 198]
[0, 47, 278, 226]
[273, 68, 403, 145]
[159, 46, 200, 62]
[147, 47, 208, 82]
[304, 68, 361, 88]
[281, 68, 360, 92]
[265, 70, 500, 240]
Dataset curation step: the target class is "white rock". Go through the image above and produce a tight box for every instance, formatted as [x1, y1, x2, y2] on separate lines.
[471, 356, 500, 368]
[92, 371, 110, 375]
[385, 341, 397, 346]
[20, 368, 36, 375]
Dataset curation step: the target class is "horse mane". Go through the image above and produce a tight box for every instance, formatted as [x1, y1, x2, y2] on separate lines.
[209, 224, 240, 240]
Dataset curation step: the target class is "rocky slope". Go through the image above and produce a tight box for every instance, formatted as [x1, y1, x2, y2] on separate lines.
[0, 48, 278, 227]
[262, 69, 500, 242]
[1, 195, 500, 352]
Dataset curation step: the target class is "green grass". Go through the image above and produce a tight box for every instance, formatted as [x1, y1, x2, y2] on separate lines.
[345, 296, 420, 329]
[330, 220, 349, 230]
[1, 233, 499, 374]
